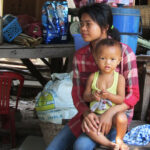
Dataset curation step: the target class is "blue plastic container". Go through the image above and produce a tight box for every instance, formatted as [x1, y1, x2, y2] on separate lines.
[72, 34, 89, 51]
[3, 15, 22, 42]
[111, 7, 140, 53]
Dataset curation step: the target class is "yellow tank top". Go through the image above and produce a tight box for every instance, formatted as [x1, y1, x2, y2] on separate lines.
[90, 71, 119, 114]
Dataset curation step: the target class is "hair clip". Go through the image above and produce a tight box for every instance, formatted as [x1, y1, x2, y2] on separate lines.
[111, 25, 114, 30]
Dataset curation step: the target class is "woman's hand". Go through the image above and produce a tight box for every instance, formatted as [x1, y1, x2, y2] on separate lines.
[81, 111, 99, 133]
[97, 109, 114, 135]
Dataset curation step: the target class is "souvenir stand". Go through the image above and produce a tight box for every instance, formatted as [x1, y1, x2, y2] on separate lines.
[0, 0, 150, 149]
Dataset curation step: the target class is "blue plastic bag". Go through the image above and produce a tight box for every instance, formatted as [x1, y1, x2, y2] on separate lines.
[42, 1, 68, 44]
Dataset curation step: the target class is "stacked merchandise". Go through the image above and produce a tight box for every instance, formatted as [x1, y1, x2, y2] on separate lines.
[74, 0, 134, 7]
[42, 1, 69, 44]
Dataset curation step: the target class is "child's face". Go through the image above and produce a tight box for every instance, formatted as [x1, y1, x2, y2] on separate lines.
[80, 13, 107, 42]
[95, 45, 121, 74]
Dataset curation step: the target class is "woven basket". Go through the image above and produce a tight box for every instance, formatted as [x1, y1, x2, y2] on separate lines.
[39, 121, 64, 146]
[130, 5, 150, 29]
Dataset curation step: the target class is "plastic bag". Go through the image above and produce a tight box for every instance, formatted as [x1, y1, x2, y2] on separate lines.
[42, 1, 68, 44]
[35, 72, 77, 124]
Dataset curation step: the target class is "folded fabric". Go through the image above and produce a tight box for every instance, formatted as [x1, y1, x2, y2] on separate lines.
[123, 124, 150, 146]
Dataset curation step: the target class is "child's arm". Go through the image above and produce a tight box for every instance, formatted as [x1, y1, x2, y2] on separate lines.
[83, 73, 101, 102]
[101, 74, 125, 104]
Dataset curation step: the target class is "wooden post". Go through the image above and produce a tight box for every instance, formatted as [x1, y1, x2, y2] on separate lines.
[0, 0, 3, 17]
[141, 62, 150, 121]
[0, 17, 2, 44]
[0, 0, 3, 44]
[133, 0, 135, 6]
[21, 58, 48, 86]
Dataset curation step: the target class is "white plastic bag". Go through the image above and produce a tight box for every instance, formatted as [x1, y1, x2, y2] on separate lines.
[35, 72, 77, 124]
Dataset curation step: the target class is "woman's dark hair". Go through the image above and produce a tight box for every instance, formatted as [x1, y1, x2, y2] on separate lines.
[78, 3, 120, 42]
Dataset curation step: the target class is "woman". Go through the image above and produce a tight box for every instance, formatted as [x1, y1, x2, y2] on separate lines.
[46, 3, 139, 150]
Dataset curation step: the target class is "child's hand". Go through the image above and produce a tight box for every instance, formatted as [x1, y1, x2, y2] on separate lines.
[92, 90, 101, 101]
[101, 89, 109, 99]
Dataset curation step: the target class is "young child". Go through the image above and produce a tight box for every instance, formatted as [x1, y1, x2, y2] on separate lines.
[83, 38, 126, 150]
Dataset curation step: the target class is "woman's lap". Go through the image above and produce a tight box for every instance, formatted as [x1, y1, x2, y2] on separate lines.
[73, 133, 97, 150]
[46, 125, 76, 150]
[73, 128, 116, 150]
[46, 125, 116, 150]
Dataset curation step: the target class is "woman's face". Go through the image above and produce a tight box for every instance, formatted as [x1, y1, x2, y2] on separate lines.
[80, 13, 107, 43]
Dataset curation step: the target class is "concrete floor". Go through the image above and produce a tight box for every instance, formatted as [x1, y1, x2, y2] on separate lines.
[18, 136, 46, 150]
[0, 98, 45, 150]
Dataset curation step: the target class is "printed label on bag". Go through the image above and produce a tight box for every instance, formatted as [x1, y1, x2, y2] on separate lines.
[35, 92, 55, 111]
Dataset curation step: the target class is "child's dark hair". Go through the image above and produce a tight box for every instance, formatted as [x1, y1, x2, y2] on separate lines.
[95, 39, 122, 55]
[78, 3, 120, 42]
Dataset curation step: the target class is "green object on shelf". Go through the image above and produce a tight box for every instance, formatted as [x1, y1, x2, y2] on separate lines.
[138, 36, 150, 49]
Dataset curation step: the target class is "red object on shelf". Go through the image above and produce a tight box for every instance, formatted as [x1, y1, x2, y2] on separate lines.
[0, 72, 24, 148]
[27, 22, 42, 38]
[17, 15, 42, 38]
[17, 15, 36, 32]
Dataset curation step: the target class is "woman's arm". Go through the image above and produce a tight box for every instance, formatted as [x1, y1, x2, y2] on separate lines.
[121, 44, 140, 108]
[72, 55, 89, 113]
[101, 74, 125, 104]
[72, 55, 99, 132]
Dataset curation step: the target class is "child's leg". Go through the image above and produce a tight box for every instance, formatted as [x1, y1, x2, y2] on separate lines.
[113, 112, 129, 150]
[86, 129, 119, 150]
